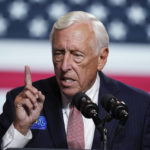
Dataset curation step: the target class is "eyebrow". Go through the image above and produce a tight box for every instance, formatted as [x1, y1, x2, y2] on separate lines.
[53, 48, 85, 55]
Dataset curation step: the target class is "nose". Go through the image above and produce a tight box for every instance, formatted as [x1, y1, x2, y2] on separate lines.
[61, 52, 72, 72]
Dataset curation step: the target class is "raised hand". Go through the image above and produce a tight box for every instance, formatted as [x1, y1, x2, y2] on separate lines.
[13, 66, 45, 135]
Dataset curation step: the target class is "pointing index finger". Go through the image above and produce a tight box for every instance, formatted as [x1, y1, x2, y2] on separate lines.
[25, 66, 32, 86]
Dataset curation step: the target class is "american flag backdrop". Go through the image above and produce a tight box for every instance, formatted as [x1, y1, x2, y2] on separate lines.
[0, 0, 150, 114]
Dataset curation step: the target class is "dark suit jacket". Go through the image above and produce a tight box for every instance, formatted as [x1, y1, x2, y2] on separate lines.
[0, 71, 150, 150]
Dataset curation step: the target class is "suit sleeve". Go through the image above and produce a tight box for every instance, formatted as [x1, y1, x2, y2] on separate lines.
[0, 90, 19, 145]
[142, 102, 150, 150]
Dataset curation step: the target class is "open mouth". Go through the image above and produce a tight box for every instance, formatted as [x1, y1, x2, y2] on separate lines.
[61, 77, 76, 87]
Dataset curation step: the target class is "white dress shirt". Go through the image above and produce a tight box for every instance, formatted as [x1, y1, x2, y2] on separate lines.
[1, 73, 100, 150]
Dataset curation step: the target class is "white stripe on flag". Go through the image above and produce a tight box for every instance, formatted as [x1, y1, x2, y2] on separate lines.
[0, 88, 11, 114]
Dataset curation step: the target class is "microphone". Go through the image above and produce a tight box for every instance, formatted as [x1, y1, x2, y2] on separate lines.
[72, 92, 99, 118]
[101, 94, 128, 121]
[73, 92, 108, 149]
[101, 95, 129, 148]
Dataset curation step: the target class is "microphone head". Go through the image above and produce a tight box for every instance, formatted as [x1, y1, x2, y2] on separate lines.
[72, 92, 99, 118]
[72, 92, 86, 110]
[101, 94, 116, 112]
[101, 94, 128, 120]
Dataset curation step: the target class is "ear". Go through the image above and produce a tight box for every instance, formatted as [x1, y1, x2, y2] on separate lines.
[97, 47, 109, 71]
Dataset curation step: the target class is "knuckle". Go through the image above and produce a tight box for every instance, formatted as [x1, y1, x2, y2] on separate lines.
[24, 90, 29, 96]
[25, 84, 30, 90]
[33, 89, 38, 95]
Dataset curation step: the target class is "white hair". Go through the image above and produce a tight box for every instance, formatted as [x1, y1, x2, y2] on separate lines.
[50, 11, 109, 54]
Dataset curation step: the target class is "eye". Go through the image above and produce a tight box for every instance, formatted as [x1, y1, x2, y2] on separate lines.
[74, 53, 82, 57]
[72, 52, 84, 63]
[53, 49, 65, 62]
[54, 51, 63, 56]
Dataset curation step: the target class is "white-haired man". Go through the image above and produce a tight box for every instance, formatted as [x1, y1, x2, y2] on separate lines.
[0, 11, 150, 150]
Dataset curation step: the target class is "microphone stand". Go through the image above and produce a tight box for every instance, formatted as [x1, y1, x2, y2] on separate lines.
[91, 110, 108, 150]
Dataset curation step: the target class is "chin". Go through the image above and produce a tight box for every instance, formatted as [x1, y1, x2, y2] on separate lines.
[62, 88, 80, 98]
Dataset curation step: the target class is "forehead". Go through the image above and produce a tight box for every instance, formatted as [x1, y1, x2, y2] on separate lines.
[52, 22, 95, 45]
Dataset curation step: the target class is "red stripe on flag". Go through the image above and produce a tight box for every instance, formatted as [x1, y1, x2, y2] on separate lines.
[0, 71, 150, 92]
[0, 71, 54, 88]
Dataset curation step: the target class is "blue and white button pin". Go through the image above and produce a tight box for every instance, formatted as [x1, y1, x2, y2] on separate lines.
[30, 116, 47, 130]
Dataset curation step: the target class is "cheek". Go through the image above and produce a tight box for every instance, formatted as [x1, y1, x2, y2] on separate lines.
[77, 58, 98, 81]
[74, 65, 90, 84]
[54, 61, 61, 69]
[53, 62, 62, 75]
[78, 58, 98, 74]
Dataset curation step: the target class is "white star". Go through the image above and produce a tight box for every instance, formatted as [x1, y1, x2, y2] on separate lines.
[126, 4, 147, 25]
[8, 1, 29, 20]
[69, 0, 88, 5]
[146, 25, 150, 40]
[108, 0, 126, 6]
[47, 2, 69, 20]
[108, 20, 127, 40]
[28, 17, 48, 37]
[87, 3, 109, 21]
[0, 15, 8, 35]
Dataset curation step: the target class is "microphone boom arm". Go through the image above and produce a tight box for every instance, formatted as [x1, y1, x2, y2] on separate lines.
[92, 112, 108, 150]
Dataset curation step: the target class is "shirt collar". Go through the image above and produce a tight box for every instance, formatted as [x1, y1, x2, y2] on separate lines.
[85, 73, 100, 105]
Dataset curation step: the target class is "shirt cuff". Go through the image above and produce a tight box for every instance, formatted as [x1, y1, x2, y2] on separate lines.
[1, 123, 32, 150]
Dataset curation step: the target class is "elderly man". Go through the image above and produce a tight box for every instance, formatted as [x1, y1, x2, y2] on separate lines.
[0, 11, 150, 150]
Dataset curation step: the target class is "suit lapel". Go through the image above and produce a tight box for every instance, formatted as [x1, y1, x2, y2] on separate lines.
[92, 72, 120, 149]
[43, 79, 68, 148]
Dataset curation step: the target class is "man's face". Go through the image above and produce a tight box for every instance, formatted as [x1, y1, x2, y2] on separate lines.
[52, 23, 102, 98]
